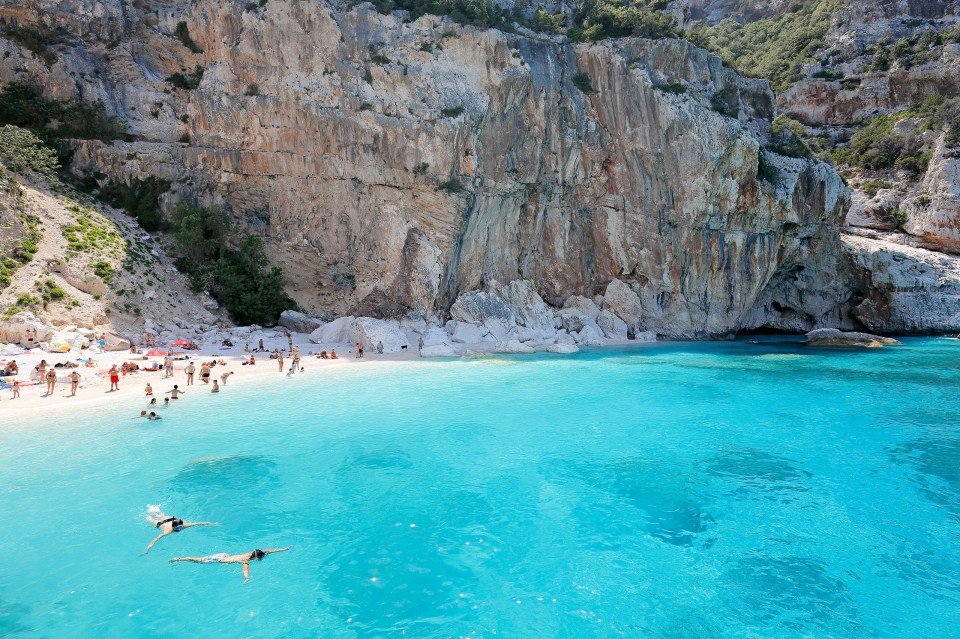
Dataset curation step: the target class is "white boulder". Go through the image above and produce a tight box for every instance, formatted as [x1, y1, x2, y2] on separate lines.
[494, 339, 535, 354]
[0, 312, 54, 345]
[310, 316, 354, 344]
[562, 295, 601, 321]
[278, 310, 324, 334]
[420, 343, 458, 357]
[597, 310, 628, 340]
[450, 321, 485, 344]
[547, 343, 579, 354]
[602, 279, 643, 327]
[554, 330, 577, 345]
[635, 330, 657, 342]
[557, 309, 590, 333]
[450, 289, 515, 324]
[349, 318, 409, 353]
[421, 326, 449, 346]
[574, 324, 605, 346]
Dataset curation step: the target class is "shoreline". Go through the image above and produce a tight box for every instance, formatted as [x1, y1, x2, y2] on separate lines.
[0, 333, 684, 422]
[3, 331, 934, 423]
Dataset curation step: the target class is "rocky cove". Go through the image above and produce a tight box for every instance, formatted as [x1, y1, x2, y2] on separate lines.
[2, 0, 960, 339]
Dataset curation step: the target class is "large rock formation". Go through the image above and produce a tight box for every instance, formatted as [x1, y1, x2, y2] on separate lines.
[6, 0, 960, 336]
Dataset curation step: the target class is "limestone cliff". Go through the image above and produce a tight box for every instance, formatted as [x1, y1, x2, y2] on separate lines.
[3, 0, 952, 337]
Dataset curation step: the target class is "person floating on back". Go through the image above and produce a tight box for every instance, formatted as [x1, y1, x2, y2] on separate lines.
[144, 509, 214, 554]
[170, 547, 290, 583]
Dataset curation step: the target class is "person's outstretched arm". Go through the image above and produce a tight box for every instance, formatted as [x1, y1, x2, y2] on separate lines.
[143, 532, 169, 554]
[183, 521, 214, 528]
[263, 546, 291, 555]
[243, 562, 251, 583]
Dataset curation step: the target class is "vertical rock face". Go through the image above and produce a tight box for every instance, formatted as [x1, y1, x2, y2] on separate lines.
[2, 0, 856, 336]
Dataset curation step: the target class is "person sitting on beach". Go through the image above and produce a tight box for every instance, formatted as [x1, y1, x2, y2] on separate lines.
[217, 359, 227, 366]
[144, 510, 214, 554]
[210, 379, 220, 393]
[84, 358, 96, 368]
[129, 344, 138, 354]
[376, 340, 384, 354]
[2, 361, 17, 375]
[145, 383, 153, 397]
[222, 338, 234, 348]
[220, 371, 233, 385]
[167, 385, 185, 399]
[330, 349, 338, 359]
[317, 350, 328, 359]
[170, 547, 290, 583]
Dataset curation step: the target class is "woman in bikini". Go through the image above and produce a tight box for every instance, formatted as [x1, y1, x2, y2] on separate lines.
[143, 510, 214, 554]
[171, 547, 290, 583]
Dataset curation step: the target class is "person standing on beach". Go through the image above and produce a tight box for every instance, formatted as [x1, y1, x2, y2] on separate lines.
[185, 362, 196, 385]
[356, 342, 363, 358]
[287, 332, 293, 353]
[109, 365, 121, 391]
[164, 357, 174, 379]
[25, 328, 34, 349]
[258, 338, 264, 352]
[418, 336, 424, 355]
[200, 363, 211, 384]
[37, 359, 48, 380]
[69, 371, 80, 397]
[11, 380, 20, 399]
[45, 369, 57, 396]
[277, 353, 284, 373]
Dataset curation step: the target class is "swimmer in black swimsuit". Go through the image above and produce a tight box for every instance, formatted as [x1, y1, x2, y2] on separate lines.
[144, 509, 214, 554]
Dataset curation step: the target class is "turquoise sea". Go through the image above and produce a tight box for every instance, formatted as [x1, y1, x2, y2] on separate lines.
[1, 337, 958, 638]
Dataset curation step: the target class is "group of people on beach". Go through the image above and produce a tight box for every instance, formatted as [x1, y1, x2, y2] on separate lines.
[144, 507, 289, 582]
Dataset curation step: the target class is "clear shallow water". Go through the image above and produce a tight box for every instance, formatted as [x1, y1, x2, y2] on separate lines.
[1, 338, 959, 638]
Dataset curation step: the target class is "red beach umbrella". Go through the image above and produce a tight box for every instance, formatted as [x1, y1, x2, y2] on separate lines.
[146, 349, 168, 357]
[171, 339, 191, 347]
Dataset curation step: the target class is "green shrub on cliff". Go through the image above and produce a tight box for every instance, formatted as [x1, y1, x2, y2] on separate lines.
[568, 0, 678, 42]
[169, 203, 293, 325]
[99, 177, 170, 232]
[831, 95, 960, 171]
[687, 0, 841, 92]
[0, 125, 59, 176]
[0, 82, 127, 142]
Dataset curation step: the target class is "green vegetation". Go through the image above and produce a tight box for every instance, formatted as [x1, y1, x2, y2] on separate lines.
[0, 82, 127, 148]
[767, 115, 813, 158]
[2, 21, 69, 66]
[568, 0, 679, 42]
[366, 0, 516, 31]
[167, 66, 205, 90]
[710, 87, 737, 117]
[688, 0, 841, 92]
[245, 83, 260, 97]
[3, 292, 41, 318]
[98, 177, 170, 232]
[0, 125, 59, 176]
[831, 95, 960, 172]
[0, 187, 43, 288]
[572, 72, 595, 94]
[889, 209, 908, 229]
[413, 162, 429, 176]
[756, 151, 778, 184]
[872, 25, 960, 71]
[440, 106, 465, 117]
[861, 180, 892, 196]
[168, 204, 293, 325]
[62, 203, 126, 261]
[174, 21, 203, 53]
[92, 260, 115, 285]
[35, 278, 67, 303]
[655, 83, 687, 95]
[916, 195, 931, 207]
[438, 179, 463, 193]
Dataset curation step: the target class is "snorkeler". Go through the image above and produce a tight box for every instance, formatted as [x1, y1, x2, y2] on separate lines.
[170, 547, 291, 582]
[143, 509, 215, 554]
